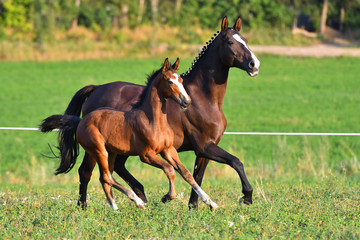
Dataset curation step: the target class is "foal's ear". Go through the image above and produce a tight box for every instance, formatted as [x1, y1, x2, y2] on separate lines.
[172, 57, 180, 71]
[233, 16, 242, 31]
[162, 58, 169, 73]
[221, 16, 228, 32]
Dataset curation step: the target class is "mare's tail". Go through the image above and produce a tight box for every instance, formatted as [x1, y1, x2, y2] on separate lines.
[65, 85, 97, 116]
[40, 114, 81, 175]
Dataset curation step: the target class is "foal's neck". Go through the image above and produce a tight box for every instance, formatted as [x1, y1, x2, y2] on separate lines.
[141, 80, 168, 125]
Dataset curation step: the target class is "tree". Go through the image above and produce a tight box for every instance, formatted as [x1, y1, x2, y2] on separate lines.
[320, 0, 328, 34]
[337, 0, 360, 32]
[137, 0, 145, 24]
[71, 0, 80, 29]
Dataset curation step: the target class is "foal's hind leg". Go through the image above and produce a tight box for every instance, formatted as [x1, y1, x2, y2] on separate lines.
[113, 155, 147, 203]
[140, 152, 177, 203]
[162, 147, 218, 210]
[78, 152, 96, 209]
[96, 151, 146, 210]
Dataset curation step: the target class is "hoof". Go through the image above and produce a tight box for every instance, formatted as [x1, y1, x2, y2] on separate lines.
[136, 203, 146, 210]
[133, 197, 146, 210]
[161, 195, 169, 203]
[135, 191, 148, 203]
[188, 202, 199, 210]
[77, 200, 87, 210]
[161, 194, 175, 203]
[209, 201, 219, 211]
[239, 195, 253, 205]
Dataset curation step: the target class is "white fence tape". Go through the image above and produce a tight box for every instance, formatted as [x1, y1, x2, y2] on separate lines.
[0, 127, 40, 131]
[0, 127, 359, 136]
[224, 132, 360, 136]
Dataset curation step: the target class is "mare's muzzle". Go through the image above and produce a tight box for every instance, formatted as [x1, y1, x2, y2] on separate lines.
[247, 54, 260, 77]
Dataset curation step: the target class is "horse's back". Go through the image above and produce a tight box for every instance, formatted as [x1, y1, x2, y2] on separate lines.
[77, 109, 132, 154]
[82, 81, 144, 116]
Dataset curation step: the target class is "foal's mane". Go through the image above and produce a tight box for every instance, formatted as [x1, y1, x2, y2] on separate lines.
[132, 63, 173, 109]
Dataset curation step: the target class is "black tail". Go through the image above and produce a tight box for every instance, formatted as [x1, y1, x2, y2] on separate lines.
[40, 114, 81, 175]
[65, 85, 97, 116]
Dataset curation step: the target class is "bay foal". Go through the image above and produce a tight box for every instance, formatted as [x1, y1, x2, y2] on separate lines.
[41, 58, 218, 210]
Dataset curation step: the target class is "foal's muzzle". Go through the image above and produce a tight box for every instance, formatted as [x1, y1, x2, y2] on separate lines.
[178, 95, 191, 109]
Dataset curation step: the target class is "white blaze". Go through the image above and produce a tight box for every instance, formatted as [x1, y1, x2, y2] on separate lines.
[171, 73, 190, 101]
[232, 34, 260, 75]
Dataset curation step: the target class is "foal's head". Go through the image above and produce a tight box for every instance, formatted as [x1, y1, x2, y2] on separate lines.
[218, 16, 260, 76]
[160, 58, 191, 109]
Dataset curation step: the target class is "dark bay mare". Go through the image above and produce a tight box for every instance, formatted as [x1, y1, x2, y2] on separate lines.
[41, 58, 218, 210]
[64, 16, 260, 209]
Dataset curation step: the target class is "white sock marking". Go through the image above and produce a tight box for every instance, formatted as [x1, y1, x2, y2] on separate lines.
[131, 191, 145, 208]
[193, 187, 210, 204]
[108, 199, 119, 211]
[193, 187, 218, 209]
[112, 200, 119, 211]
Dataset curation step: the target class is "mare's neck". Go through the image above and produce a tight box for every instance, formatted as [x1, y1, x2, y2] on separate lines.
[184, 44, 229, 108]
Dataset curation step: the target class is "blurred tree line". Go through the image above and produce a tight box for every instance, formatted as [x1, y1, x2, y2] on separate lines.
[1, 0, 360, 43]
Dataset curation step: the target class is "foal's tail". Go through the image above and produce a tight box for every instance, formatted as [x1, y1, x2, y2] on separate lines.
[40, 114, 81, 175]
[64, 85, 97, 116]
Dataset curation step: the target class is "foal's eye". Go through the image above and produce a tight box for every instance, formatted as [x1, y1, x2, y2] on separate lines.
[168, 80, 173, 85]
[228, 41, 234, 45]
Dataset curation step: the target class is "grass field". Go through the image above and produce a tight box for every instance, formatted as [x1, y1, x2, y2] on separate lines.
[0, 56, 359, 239]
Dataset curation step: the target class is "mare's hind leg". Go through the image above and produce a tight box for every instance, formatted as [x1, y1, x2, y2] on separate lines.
[140, 152, 177, 202]
[162, 147, 218, 210]
[78, 152, 97, 209]
[113, 155, 147, 203]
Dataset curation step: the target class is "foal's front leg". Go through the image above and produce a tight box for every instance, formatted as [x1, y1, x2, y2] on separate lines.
[140, 151, 177, 202]
[161, 147, 219, 210]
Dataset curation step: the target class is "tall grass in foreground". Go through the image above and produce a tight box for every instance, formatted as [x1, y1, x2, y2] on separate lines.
[1, 172, 359, 239]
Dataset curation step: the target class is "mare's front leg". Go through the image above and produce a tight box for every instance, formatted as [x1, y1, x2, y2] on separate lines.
[113, 155, 147, 203]
[196, 142, 253, 205]
[188, 157, 209, 209]
[140, 151, 177, 202]
[78, 152, 96, 209]
[162, 147, 218, 210]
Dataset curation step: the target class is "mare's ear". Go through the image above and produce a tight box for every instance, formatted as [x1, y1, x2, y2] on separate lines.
[233, 16, 241, 31]
[221, 16, 228, 32]
[172, 57, 180, 71]
[162, 58, 169, 73]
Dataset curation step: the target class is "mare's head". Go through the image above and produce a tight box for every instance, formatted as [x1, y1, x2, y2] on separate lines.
[160, 58, 191, 109]
[184, 16, 259, 77]
[219, 16, 260, 76]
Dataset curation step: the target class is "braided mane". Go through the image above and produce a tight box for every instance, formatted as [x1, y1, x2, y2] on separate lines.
[181, 30, 221, 76]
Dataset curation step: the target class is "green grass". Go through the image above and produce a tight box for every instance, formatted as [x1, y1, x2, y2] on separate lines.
[0, 56, 359, 239]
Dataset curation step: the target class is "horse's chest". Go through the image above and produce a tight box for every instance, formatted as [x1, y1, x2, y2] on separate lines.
[197, 106, 226, 130]
[186, 104, 227, 143]
[147, 127, 173, 153]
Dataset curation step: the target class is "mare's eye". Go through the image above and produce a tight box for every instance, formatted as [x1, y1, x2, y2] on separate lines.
[168, 80, 173, 85]
[228, 41, 234, 45]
